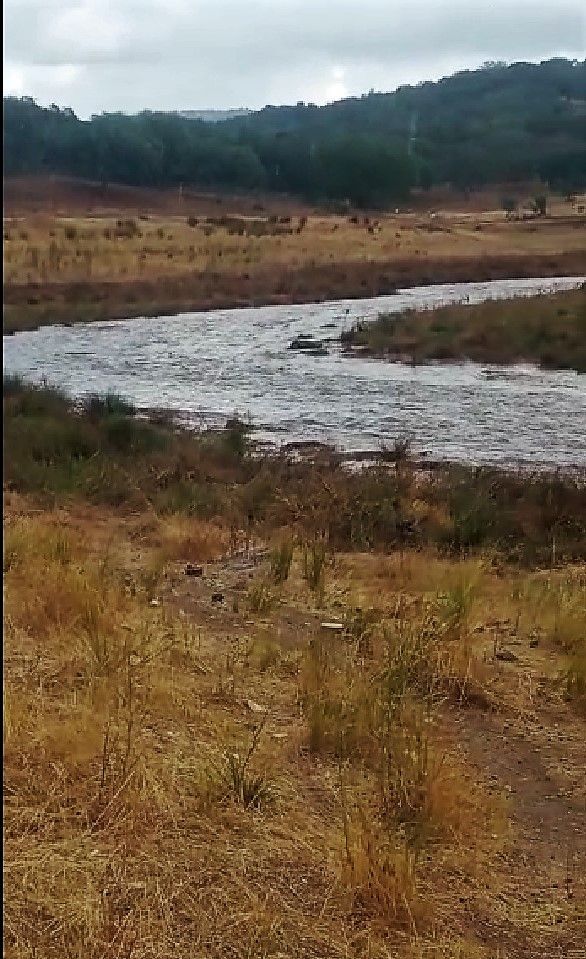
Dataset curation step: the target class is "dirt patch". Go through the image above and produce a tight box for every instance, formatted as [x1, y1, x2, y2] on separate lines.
[441, 639, 586, 958]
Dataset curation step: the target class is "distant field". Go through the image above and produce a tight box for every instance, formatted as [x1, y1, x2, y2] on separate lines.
[342, 287, 586, 372]
[3, 175, 309, 218]
[3, 177, 586, 332]
[5, 174, 584, 218]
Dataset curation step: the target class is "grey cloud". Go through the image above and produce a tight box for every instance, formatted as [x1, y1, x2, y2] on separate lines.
[4, 0, 585, 115]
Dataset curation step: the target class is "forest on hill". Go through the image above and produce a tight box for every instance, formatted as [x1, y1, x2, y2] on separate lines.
[4, 59, 586, 207]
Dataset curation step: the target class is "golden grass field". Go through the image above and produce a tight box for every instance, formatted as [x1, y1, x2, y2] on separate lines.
[4, 494, 586, 958]
[4, 204, 586, 286]
[3, 178, 586, 331]
[3, 380, 586, 958]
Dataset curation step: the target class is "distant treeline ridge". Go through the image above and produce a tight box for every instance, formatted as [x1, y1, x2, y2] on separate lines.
[4, 59, 586, 207]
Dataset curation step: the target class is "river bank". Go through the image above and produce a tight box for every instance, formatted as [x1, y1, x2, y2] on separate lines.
[4, 373, 586, 560]
[5, 250, 586, 333]
[5, 276, 585, 468]
[341, 286, 586, 372]
[5, 372, 586, 959]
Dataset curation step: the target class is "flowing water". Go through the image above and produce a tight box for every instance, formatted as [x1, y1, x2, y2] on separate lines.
[4, 276, 586, 467]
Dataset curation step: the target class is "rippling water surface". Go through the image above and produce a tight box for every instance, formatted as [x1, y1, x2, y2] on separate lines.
[4, 276, 586, 466]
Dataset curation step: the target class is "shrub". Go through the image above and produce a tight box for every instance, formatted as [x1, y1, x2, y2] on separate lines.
[3, 374, 25, 396]
[83, 392, 136, 419]
[104, 416, 167, 454]
[247, 579, 275, 615]
[270, 539, 294, 584]
[4, 379, 70, 418]
[207, 720, 271, 809]
[501, 197, 518, 216]
[222, 416, 251, 459]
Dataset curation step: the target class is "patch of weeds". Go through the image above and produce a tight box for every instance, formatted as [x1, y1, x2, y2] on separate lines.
[247, 579, 275, 615]
[434, 576, 477, 640]
[342, 806, 420, 929]
[302, 540, 329, 599]
[223, 416, 251, 459]
[270, 538, 294, 584]
[83, 392, 136, 419]
[564, 653, 586, 715]
[207, 720, 272, 809]
[104, 416, 168, 454]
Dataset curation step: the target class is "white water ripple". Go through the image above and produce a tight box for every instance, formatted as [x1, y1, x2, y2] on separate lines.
[4, 276, 586, 467]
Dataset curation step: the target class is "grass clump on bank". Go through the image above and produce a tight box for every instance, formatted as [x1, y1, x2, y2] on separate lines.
[342, 286, 586, 371]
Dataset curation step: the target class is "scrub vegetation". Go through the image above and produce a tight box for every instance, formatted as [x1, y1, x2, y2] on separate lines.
[3, 199, 586, 332]
[342, 286, 586, 371]
[4, 377, 586, 958]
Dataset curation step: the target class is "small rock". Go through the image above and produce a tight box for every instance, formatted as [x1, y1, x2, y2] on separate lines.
[246, 699, 267, 714]
[149, 598, 160, 607]
[185, 563, 203, 577]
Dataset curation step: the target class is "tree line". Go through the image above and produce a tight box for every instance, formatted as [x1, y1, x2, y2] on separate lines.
[4, 58, 585, 207]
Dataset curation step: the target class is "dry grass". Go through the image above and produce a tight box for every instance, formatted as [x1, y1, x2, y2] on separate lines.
[4, 208, 585, 288]
[342, 287, 586, 371]
[156, 514, 229, 564]
[4, 200, 586, 331]
[4, 495, 585, 957]
[3, 384, 585, 955]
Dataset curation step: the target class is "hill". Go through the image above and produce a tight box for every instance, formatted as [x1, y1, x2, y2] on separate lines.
[231, 58, 586, 192]
[3, 59, 586, 207]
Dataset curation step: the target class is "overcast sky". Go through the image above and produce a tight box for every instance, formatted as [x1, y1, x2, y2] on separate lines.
[4, 0, 586, 117]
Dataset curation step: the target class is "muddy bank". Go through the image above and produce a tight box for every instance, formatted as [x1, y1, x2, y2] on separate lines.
[4, 250, 586, 332]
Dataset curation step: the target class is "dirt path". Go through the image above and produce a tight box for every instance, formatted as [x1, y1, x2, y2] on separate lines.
[446, 639, 586, 958]
[165, 550, 586, 957]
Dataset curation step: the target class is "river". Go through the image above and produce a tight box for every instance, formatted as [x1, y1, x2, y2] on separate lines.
[3, 275, 586, 467]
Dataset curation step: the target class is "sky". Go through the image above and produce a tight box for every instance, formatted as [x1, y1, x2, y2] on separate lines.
[4, 0, 586, 117]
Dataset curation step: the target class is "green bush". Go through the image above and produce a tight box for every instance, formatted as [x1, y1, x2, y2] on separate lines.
[83, 392, 136, 419]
